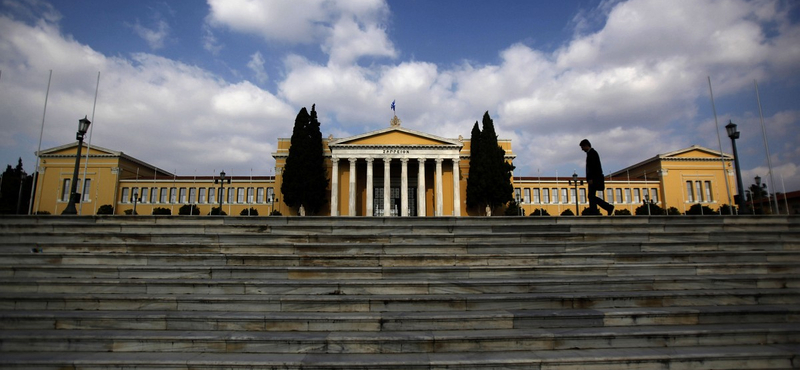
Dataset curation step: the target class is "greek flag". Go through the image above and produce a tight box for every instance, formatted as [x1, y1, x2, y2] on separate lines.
[391, 100, 395, 112]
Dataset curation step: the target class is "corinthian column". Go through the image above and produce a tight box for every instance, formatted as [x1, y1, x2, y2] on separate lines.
[330, 157, 339, 216]
[383, 158, 391, 216]
[435, 158, 443, 216]
[366, 157, 374, 217]
[348, 158, 357, 216]
[417, 158, 426, 217]
[452, 157, 461, 216]
[400, 158, 409, 217]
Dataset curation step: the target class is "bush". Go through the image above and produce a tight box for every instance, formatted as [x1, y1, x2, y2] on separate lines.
[685, 203, 717, 215]
[560, 209, 575, 216]
[667, 207, 681, 215]
[35, 211, 51, 215]
[152, 207, 171, 215]
[209, 207, 227, 216]
[97, 204, 114, 215]
[635, 203, 664, 215]
[124, 209, 138, 215]
[614, 208, 632, 216]
[530, 208, 550, 216]
[240, 207, 259, 216]
[718, 204, 737, 215]
[504, 201, 522, 216]
[179, 204, 201, 215]
[270, 209, 282, 216]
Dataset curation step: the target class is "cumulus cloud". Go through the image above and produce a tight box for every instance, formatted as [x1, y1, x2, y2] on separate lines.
[246, 51, 268, 84]
[131, 18, 170, 50]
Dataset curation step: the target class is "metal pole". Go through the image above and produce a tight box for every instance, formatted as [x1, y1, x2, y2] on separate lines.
[708, 77, 734, 214]
[755, 80, 779, 214]
[729, 131, 745, 214]
[62, 135, 85, 215]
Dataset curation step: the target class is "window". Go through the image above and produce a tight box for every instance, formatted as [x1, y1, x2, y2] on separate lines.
[579, 188, 587, 204]
[606, 188, 614, 203]
[208, 187, 216, 203]
[227, 188, 235, 204]
[695, 181, 703, 202]
[188, 188, 196, 203]
[561, 188, 568, 203]
[121, 188, 129, 203]
[237, 187, 245, 203]
[267, 187, 275, 203]
[61, 179, 71, 201]
[543, 188, 550, 203]
[625, 188, 632, 204]
[616, 189, 622, 204]
[160, 188, 168, 203]
[552, 188, 558, 203]
[686, 181, 694, 202]
[524, 188, 531, 204]
[151, 188, 158, 203]
[82, 179, 92, 201]
[199, 188, 206, 203]
[514, 188, 522, 203]
[704, 181, 712, 202]
[179, 188, 187, 203]
[634, 189, 641, 203]
[130, 187, 138, 202]
[643, 188, 650, 202]
[170, 188, 177, 203]
[652, 189, 659, 203]
[257, 188, 264, 203]
[247, 187, 254, 204]
[533, 189, 540, 204]
[570, 188, 576, 203]
[140, 188, 148, 203]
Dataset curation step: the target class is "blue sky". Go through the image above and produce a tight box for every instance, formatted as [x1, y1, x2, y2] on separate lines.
[1, 0, 799, 195]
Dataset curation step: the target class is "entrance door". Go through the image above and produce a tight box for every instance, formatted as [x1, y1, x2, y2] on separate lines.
[373, 186, 417, 216]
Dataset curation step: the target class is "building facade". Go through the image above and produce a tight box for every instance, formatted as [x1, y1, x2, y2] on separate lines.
[31, 118, 739, 216]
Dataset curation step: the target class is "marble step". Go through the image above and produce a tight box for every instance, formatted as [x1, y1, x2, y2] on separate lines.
[2, 323, 798, 354]
[1, 275, 797, 295]
[3, 262, 799, 280]
[0, 344, 797, 369]
[3, 251, 799, 267]
[2, 289, 798, 312]
[1, 305, 797, 332]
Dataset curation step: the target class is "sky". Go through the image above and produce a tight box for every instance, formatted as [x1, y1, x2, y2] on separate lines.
[1, 0, 799, 195]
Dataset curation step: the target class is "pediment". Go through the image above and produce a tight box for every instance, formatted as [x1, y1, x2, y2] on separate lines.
[330, 126, 461, 148]
[661, 145, 731, 159]
[38, 142, 120, 157]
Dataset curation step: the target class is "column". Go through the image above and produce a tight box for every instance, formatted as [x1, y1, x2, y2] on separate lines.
[417, 158, 426, 217]
[348, 158, 357, 216]
[383, 158, 391, 216]
[366, 157, 374, 217]
[435, 158, 443, 216]
[400, 158, 409, 217]
[330, 157, 339, 216]
[452, 157, 461, 216]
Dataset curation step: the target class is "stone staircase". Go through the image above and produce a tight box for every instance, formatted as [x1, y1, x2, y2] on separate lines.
[0, 215, 798, 369]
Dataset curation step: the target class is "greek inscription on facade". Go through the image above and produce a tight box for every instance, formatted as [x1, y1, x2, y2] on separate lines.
[383, 149, 410, 154]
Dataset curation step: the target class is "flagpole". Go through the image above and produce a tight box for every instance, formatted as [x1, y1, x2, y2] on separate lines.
[30, 70, 53, 215]
[754, 80, 779, 213]
[80, 72, 101, 214]
[708, 77, 734, 214]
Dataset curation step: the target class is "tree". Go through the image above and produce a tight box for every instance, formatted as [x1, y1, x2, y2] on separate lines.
[635, 202, 665, 215]
[685, 203, 716, 215]
[747, 183, 769, 214]
[281, 105, 328, 215]
[179, 204, 201, 215]
[465, 112, 515, 215]
[560, 209, 575, 216]
[0, 158, 33, 214]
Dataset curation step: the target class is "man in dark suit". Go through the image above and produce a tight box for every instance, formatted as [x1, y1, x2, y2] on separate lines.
[580, 139, 614, 216]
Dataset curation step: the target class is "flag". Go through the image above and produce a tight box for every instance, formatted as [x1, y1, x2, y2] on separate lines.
[391, 100, 395, 112]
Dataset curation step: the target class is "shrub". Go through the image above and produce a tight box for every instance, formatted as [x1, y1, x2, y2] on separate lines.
[504, 201, 522, 216]
[560, 209, 575, 216]
[718, 204, 737, 215]
[179, 204, 201, 215]
[209, 207, 227, 216]
[530, 208, 550, 216]
[97, 204, 114, 215]
[35, 211, 51, 215]
[124, 209, 138, 215]
[270, 209, 282, 216]
[152, 207, 171, 215]
[667, 207, 681, 215]
[614, 208, 632, 216]
[685, 203, 717, 215]
[635, 203, 664, 215]
[240, 207, 259, 216]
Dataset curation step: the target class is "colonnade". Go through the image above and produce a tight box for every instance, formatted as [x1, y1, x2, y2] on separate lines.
[330, 156, 461, 217]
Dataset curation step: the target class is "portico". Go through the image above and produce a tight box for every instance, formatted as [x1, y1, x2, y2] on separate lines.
[328, 123, 464, 217]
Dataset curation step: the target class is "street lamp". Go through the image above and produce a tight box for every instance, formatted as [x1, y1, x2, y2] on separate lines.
[62, 116, 92, 215]
[568, 171, 583, 216]
[214, 170, 230, 215]
[725, 120, 744, 215]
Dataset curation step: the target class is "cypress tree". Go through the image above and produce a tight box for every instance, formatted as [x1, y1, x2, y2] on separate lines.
[281, 105, 328, 215]
[304, 104, 328, 214]
[479, 112, 515, 213]
[466, 121, 483, 209]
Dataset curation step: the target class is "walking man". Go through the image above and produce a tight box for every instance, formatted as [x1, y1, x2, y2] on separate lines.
[580, 139, 614, 216]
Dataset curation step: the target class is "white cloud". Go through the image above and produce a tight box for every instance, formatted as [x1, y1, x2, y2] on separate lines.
[246, 51, 268, 84]
[131, 19, 170, 50]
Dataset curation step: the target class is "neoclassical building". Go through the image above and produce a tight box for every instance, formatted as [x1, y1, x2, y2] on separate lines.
[31, 116, 738, 216]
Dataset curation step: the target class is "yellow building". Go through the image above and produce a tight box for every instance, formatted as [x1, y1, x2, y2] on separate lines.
[31, 118, 736, 216]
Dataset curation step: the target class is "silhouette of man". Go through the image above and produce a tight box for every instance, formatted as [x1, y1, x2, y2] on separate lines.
[580, 139, 614, 216]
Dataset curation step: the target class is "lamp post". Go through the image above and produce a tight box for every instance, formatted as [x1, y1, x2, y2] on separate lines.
[131, 188, 139, 215]
[214, 170, 230, 215]
[568, 171, 583, 216]
[725, 120, 745, 215]
[62, 116, 92, 215]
